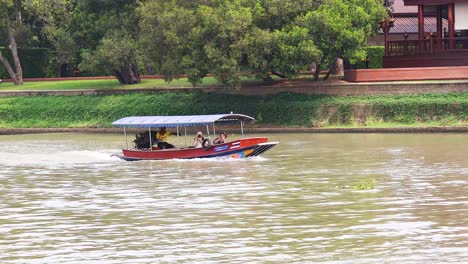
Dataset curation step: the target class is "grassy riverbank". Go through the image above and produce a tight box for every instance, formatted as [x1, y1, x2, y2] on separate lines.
[0, 92, 466, 128]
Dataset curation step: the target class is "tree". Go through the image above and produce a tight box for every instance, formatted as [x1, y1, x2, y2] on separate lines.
[269, 26, 321, 79]
[22, 0, 79, 77]
[74, 0, 142, 84]
[303, 0, 387, 80]
[24, 0, 143, 83]
[139, 0, 200, 83]
[0, 0, 23, 85]
[80, 32, 141, 84]
[139, 0, 321, 87]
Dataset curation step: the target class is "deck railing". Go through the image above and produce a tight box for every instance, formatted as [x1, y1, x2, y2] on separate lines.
[386, 37, 468, 56]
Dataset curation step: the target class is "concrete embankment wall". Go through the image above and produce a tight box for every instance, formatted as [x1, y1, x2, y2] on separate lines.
[1, 80, 467, 98]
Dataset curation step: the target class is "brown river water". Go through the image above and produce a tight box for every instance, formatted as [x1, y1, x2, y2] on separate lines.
[0, 132, 466, 263]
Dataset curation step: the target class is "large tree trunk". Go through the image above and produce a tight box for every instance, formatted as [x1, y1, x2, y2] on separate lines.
[131, 63, 140, 81]
[8, 18, 23, 85]
[3, 15, 23, 85]
[323, 61, 336, 80]
[334, 58, 344, 75]
[322, 58, 344, 80]
[0, 51, 19, 84]
[145, 63, 154, 75]
[59, 63, 69, 77]
[271, 70, 286, 79]
[323, 68, 333, 80]
[114, 63, 141, 84]
[313, 64, 321, 81]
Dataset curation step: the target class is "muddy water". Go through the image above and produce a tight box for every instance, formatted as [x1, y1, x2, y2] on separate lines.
[0, 133, 466, 263]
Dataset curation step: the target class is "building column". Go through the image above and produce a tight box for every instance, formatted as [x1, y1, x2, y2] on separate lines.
[418, 5, 425, 40]
[436, 6, 442, 49]
[436, 6, 442, 39]
[448, 3, 455, 49]
[418, 5, 425, 51]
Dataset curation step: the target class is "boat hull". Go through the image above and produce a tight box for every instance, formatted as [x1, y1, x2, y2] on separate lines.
[116, 137, 277, 161]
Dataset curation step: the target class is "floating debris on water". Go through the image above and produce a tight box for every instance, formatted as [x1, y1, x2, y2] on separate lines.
[337, 179, 376, 190]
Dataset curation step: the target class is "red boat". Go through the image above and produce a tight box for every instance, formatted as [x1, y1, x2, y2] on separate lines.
[112, 114, 278, 161]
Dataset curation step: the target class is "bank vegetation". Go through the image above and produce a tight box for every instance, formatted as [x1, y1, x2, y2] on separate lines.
[0, 92, 466, 128]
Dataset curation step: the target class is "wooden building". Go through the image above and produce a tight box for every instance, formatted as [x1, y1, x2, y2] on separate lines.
[383, 0, 468, 68]
[368, 0, 419, 46]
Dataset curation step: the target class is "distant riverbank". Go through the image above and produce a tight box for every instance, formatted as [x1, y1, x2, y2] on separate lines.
[0, 91, 466, 130]
[1, 126, 467, 135]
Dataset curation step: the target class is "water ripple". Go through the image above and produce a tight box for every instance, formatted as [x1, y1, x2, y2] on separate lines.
[0, 133, 466, 263]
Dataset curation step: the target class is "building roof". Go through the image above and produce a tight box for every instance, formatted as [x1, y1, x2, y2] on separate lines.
[388, 17, 447, 34]
[379, 0, 449, 34]
[393, 0, 417, 14]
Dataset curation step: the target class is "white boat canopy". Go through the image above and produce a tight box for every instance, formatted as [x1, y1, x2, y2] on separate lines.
[112, 113, 254, 128]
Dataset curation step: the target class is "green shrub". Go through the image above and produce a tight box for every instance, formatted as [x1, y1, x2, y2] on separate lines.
[0, 47, 51, 78]
[367, 46, 384, 68]
[355, 46, 384, 69]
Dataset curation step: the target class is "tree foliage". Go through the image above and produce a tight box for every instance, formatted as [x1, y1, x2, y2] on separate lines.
[80, 32, 141, 84]
[303, 0, 387, 80]
[140, 0, 324, 87]
[72, 0, 142, 84]
[22, 0, 78, 76]
[1, 0, 387, 86]
[139, 0, 385, 86]
[22, 0, 142, 83]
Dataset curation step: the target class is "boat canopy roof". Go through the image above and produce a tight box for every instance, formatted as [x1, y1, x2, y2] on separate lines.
[112, 113, 254, 128]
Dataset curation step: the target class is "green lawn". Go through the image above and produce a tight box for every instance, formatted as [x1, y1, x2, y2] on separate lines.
[0, 78, 200, 91]
[0, 76, 276, 91]
[1, 79, 120, 90]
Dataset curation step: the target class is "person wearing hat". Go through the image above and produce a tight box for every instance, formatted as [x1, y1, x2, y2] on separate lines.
[213, 132, 227, 144]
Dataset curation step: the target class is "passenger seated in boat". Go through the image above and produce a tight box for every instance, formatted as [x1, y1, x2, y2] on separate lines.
[133, 131, 157, 149]
[156, 126, 175, 149]
[213, 132, 227, 144]
[156, 127, 171, 142]
[192, 131, 204, 148]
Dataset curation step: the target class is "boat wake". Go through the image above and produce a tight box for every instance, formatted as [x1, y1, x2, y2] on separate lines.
[0, 149, 121, 167]
[170, 156, 269, 163]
